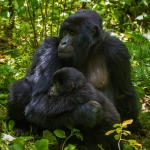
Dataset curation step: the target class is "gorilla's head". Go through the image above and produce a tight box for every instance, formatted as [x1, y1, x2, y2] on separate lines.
[58, 10, 103, 67]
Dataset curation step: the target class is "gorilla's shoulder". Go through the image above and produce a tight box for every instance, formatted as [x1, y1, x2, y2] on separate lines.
[103, 31, 124, 45]
[102, 31, 129, 55]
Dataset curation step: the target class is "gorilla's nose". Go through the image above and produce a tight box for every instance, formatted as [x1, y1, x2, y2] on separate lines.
[61, 39, 67, 46]
[60, 37, 70, 48]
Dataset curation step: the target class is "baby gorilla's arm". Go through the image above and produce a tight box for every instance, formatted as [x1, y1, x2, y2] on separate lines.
[25, 93, 103, 130]
[49, 101, 103, 129]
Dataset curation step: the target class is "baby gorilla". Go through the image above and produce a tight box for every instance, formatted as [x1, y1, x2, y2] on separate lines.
[48, 67, 103, 118]
[50, 67, 88, 97]
[49, 67, 122, 150]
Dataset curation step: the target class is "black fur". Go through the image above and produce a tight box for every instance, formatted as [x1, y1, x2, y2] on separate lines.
[7, 9, 141, 149]
[26, 67, 121, 149]
[49, 67, 87, 97]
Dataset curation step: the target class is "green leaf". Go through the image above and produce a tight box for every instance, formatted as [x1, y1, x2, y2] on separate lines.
[65, 124, 74, 130]
[64, 144, 76, 150]
[2, 121, 7, 132]
[43, 130, 57, 145]
[16, 0, 24, 7]
[13, 138, 25, 146]
[114, 134, 120, 140]
[75, 133, 83, 141]
[122, 0, 132, 6]
[113, 123, 121, 128]
[13, 0, 19, 10]
[9, 144, 23, 150]
[8, 120, 15, 131]
[54, 129, 66, 138]
[72, 128, 80, 133]
[8, 138, 24, 150]
[35, 139, 49, 150]
[123, 143, 133, 150]
[19, 136, 33, 141]
[136, 87, 145, 98]
[28, 0, 39, 8]
[116, 128, 122, 134]
[0, 94, 8, 100]
[128, 139, 136, 144]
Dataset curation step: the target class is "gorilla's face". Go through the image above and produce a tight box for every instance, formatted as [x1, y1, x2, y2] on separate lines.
[58, 28, 76, 60]
[58, 10, 102, 67]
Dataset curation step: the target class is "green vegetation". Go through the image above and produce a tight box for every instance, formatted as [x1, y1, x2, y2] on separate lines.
[0, 0, 150, 149]
[106, 119, 142, 150]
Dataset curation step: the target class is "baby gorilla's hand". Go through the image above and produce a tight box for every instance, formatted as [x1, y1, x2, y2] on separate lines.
[73, 101, 103, 128]
[87, 101, 103, 126]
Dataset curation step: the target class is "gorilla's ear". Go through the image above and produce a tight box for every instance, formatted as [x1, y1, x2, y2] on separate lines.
[91, 27, 96, 36]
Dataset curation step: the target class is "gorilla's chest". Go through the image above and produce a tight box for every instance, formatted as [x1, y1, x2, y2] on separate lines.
[85, 57, 109, 89]
[87, 67, 108, 89]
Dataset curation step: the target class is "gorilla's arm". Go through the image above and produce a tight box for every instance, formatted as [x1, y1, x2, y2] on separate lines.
[27, 37, 62, 94]
[50, 101, 103, 129]
[7, 78, 32, 123]
[103, 32, 134, 95]
[103, 32, 140, 131]
[25, 84, 104, 129]
[25, 94, 103, 130]
[7, 37, 62, 123]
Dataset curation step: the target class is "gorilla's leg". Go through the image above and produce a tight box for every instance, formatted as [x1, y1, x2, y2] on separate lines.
[116, 94, 142, 133]
[7, 78, 32, 136]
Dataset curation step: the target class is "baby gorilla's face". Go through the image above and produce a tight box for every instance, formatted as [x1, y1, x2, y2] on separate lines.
[49, 82, 60, 97]
[49, 81, 75, 97]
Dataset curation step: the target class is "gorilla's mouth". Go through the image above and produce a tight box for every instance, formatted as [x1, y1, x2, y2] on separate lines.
[58, 51, 74, 59]
[58, 51, 70, 53]
[58, 48, 73, 55]
[58, 47, 71, 53]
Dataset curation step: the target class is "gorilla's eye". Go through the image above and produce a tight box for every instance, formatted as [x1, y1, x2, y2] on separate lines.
[64, 30, 67, 33]
[63, 30, 68, 35]
[54, 82, 59, 88]
[63, 30, 67, 36]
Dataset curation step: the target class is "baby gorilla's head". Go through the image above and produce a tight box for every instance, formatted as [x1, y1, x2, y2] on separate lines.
[50, 67, 86, 97]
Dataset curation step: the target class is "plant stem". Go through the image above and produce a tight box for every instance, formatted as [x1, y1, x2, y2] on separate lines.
[61, 131, 74, 150]
[118, 127, 123, 150]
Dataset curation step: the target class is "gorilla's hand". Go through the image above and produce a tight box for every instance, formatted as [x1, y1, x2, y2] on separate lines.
[72, 101, 103, 128]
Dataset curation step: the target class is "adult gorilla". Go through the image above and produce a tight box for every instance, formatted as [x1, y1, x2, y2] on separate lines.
[8, 9, 141, 140]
